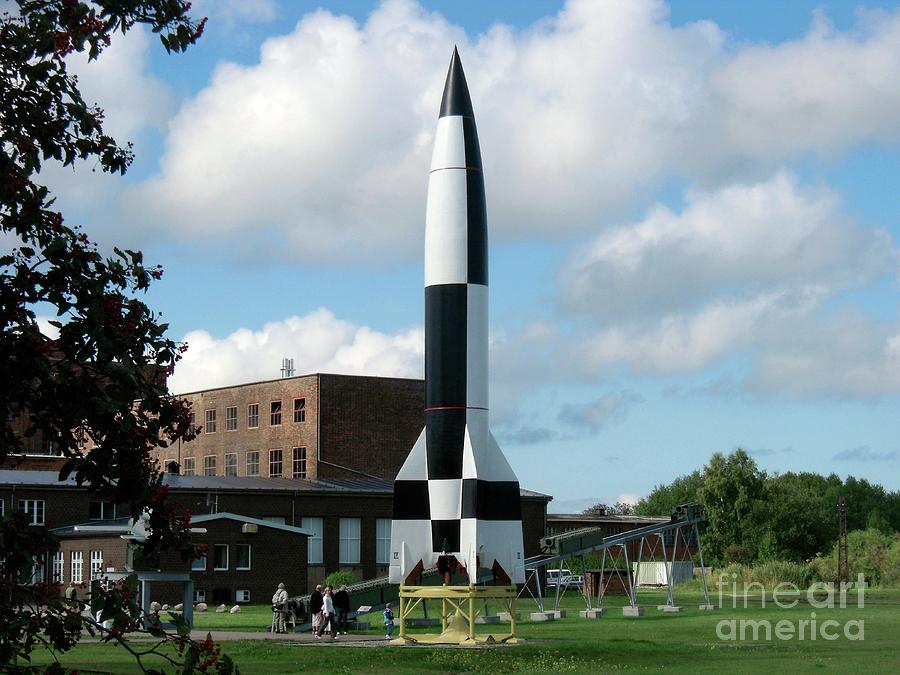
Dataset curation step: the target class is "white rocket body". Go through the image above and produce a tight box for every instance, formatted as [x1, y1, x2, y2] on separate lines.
[389, 49, 525, 585]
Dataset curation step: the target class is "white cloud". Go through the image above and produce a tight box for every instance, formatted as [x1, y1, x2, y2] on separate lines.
[557, 172, 900, 397]
[67, 28, 174, 141]
[561, 172, 894, 321]
[170, 308, 423, 393]
[127, 0, 900, 262]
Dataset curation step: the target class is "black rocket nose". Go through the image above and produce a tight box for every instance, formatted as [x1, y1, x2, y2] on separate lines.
[439, 46, 475, 118]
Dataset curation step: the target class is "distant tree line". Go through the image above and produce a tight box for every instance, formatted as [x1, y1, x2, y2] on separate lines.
[626, 449, 900, 565]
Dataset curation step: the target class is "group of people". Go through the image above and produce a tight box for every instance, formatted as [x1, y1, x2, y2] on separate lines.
[308, 584, 351, 638]
[270, 582, 395, 639]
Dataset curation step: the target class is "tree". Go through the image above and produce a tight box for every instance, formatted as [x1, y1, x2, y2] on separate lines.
[696, 449, 768, 565]
[582, 501, 635, 516]
[759, 472, 837, 561]
[0, 1, 235, 671]
[633, 470, 703, 517]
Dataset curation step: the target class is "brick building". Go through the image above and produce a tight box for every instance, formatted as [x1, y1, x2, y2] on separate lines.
[162, 373, 424, 482]
[51, 513, 310, 605]
[1, 470, 551, 594]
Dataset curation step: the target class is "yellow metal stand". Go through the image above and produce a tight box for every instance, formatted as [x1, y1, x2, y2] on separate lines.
[394, 584, 519, 645]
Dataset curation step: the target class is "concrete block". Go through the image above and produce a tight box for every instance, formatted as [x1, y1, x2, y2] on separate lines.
[498, 612, 520, 622]
[622, 606, 644, 617]
[579, 609, 606, 619]
[550, 610, 567, 619]
[475, 615, 501, 624]
[530, 612, 556, 622]
[657, 605, 682, 613]
[698, 604, 716, 611]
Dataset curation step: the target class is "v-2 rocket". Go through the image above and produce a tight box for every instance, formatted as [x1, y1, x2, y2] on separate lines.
[389, 48, 525, 586]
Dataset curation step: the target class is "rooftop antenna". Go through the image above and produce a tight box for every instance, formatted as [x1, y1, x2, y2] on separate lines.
[280, 357, 295, 378]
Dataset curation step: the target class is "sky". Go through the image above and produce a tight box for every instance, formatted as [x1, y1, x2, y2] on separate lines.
[30, 0, 900, 512]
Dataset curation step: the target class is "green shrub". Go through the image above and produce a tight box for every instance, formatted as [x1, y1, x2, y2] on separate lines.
[750, 560, 811, 588]
[809, 529, 900, 587]
[324, 571, 356, 589]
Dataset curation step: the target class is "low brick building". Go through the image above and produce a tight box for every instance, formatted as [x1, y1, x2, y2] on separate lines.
[2, 470, 551, 594]
[51, 513, 310, 606]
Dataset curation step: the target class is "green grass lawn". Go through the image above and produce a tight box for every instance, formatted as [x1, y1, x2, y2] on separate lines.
[23, 589, 900, 673]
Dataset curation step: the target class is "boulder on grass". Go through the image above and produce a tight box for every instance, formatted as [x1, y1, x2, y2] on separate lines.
[149, 601, 161, 613]
[195, 603, 208, 612]
[161, 604, 170, 611]
[229, 605, 241, 614]
[216, 604, 227, 613]
[174, 603, 184, 611]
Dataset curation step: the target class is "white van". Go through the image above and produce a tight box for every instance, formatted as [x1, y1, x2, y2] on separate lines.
[546, 568, 583, 590]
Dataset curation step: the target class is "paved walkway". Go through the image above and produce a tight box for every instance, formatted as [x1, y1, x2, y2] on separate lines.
[189, 631, 391, 645]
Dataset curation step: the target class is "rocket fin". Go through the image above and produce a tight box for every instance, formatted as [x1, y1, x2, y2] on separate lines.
[396, 427, 427, 480]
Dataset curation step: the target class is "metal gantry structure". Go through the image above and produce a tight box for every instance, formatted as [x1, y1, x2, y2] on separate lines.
[288, 503, 712, 631]
[520, 503, 712, 614]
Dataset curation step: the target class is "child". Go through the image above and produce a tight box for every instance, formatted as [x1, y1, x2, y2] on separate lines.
[383, 603, 394, 639]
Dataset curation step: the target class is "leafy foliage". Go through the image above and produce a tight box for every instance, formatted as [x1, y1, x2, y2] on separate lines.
[632, 450, 899, 566]
[0, 1, 238, 672]
[324, 570, 356, 589]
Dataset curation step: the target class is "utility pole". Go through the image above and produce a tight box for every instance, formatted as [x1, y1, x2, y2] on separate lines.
[837, 496, 849, 585]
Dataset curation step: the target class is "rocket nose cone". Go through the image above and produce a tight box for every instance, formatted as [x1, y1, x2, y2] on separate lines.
[439, 46, 474, 118]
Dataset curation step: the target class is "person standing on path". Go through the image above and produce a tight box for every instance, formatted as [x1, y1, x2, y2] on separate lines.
[271, 582, 288, 634]
[383, 603, 394, 639]
[317, 587, 337, 639]
[309, 584, 324, 635]
[333, 585, 350, 635]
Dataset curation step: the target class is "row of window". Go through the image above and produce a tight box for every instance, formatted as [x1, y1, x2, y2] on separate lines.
[299, 517, 391, 565]
[51, 550, 104, 584]
[200, 399, 306, 434]
[181, 447, 307, 479]
[6, 499, 120, 526]
[193, 543, 252, 571]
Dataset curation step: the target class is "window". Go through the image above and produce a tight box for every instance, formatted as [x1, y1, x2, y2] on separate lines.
[246, 451, 259, 477]
[262, 516, 286, 524]
[225, 406, 237, 431]
[18, 499, 45, 525]
[213, 544, 228, 570]
[236, 589, 250, 603]
[224, 453, 237, 477]
[270, 401, 282, 426]
[71, 551, 83, 583]
[90, 550, 103, 580]
[247, 404, 259, 429]
[339, 518, 361, 564]
[376, 518, 392, 564]
[0, 499, 4, 517]
[292, 447, 307, 479]
[192, 550, 207, 571]
[268, 449, 283, 478]
[203, 455, 217, 476]
[293, 398, 306, 423]
[189, 412, 196, 434]
[194, 590, 206, 604]
[205, 409, 217, 433]
[52, 551, 64, 583]
[302, 517, 323, 564]
[182, 457, 196, 476]
[89, 501, 117, 521]
[236, 544, 251, 570]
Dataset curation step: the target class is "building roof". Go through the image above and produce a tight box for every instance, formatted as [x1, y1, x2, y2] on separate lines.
[51, 513, 312, 538]
[547, 513, 668, 524]
[0, 470, 552, 501]
[172, 371, 424, 397]
[191, 512, 311, 536]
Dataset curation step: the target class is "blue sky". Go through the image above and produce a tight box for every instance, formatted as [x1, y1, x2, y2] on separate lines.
[40, 0, 900, 511]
